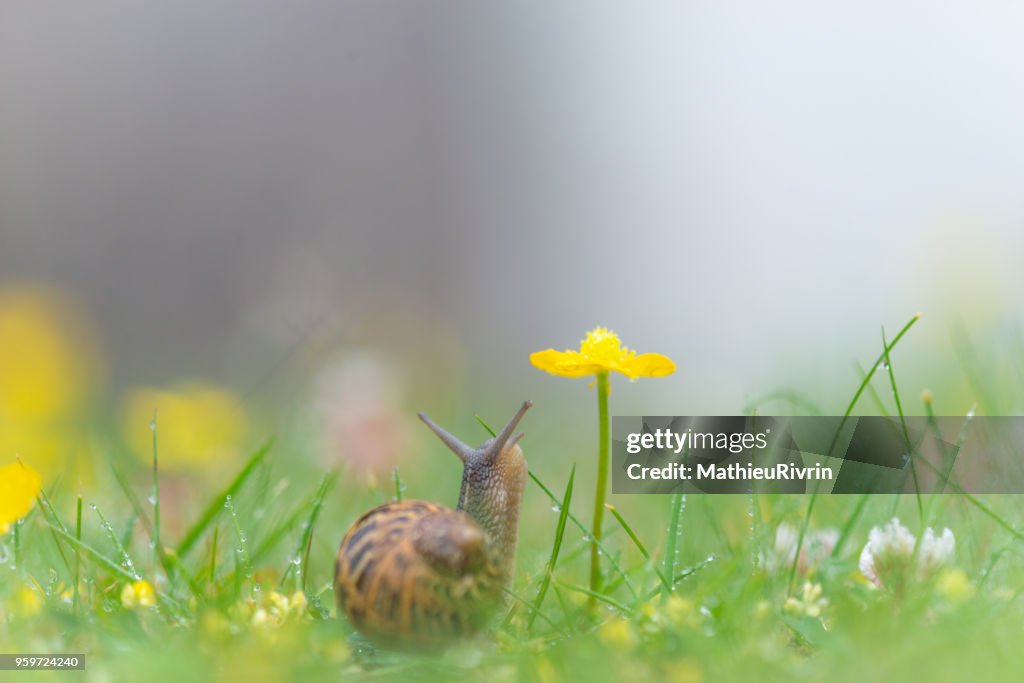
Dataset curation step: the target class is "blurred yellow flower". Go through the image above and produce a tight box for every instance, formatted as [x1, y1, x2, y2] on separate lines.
[530, 327, 676, 380]
[12, 584, 43, 617]
[597, 616, 637, 649]
[664, 660, 703, 683]
[784, 581, 829, 619]
[0, 286, 102, 420]
[0, 461, 41, 534]
[121, 580, 156, 609]
[0, 285, 104, 481]
[120, 382, 247, 471]
[936, 568, 975, 603]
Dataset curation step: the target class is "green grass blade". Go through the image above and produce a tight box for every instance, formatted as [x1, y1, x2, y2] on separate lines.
[663, 492, 685, 599]
[881, 325, 923, 522]
[830, 492, 871, 559]
[824, 313, 921, 459]
[475, 414, 497, 437]
[529, 464, 575, 630]
[74, 495, 83, 613]
[286, 470, 337, 593]
[32, 486, 73, 577]
[606, 503, 671, 592]
[251, 487, 326, 565]
[556, 581, 631, 614]
[529, 470, 636, 599]
[392, 467, 403, 501]
[92, 503, 141, 580]
[45, 523, 140, 582]
[151, 410, 162, 576]
[176, 438, 273, 558]
[502, 587, 562, 632]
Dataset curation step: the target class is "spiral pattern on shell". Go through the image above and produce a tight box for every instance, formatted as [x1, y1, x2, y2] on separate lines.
[335, 500, 504, 649]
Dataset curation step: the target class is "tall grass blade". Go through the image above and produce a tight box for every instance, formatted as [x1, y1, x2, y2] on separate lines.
[176, 438, 273, 558]
[529, 464, 574, 630]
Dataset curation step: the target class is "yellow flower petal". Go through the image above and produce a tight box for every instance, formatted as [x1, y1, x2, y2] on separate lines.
[530, 350, 604, 378]
[0, 461, 41, 533]
[621, 353, 677, 378]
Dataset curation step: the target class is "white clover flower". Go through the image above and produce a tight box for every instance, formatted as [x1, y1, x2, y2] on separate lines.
[918, 527, 956, 574]
[859, 518, 955, 591]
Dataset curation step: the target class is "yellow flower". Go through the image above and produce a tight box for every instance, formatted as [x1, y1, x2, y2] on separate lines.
[530, 327, 676, 380]
[0, 285, 104, 482]
[0, 461, 41, 534]
[13, 584, 43, 617]
[120, 382, 248, 471]
[597, 616, 637, 649]
[936, 568, 975, 603]
[121, 580, 157, 609]
[0, 285, 103, 421]
[664, 660, 703, 683]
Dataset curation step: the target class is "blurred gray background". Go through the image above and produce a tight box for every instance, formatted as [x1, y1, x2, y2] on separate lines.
[3, 1, 1023, 418]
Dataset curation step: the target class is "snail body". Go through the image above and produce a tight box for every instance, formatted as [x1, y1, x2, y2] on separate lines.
[335, 401, 531, 649]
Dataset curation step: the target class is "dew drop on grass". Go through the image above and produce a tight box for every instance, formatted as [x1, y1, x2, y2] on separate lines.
[551, 504, 561, 513]
[147, 495, 156, 506]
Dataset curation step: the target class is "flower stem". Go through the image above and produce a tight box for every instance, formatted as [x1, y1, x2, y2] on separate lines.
[590, 371, 610, 599]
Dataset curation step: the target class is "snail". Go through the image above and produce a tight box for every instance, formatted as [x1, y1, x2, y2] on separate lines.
[335, 400, 532, 649]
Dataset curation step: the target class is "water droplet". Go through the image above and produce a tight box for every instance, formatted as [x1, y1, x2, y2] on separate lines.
[89, 503, 98, 510]
[149, 420, 157, 432]
[880, 361, 890, 370]
[550, 505, 561, 513]
[147, 495, 157, 506]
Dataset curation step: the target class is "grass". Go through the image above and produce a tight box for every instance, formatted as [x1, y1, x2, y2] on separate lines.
[3, 318, 1024, 682]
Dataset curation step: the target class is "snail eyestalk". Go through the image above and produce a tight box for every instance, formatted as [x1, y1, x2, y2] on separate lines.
[418, 412, 476, 462]
[482, 400, 532, 463]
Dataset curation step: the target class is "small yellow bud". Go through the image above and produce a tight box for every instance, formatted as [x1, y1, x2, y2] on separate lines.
[936, 569, 974, 603]
[120, 580, 156, 609]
